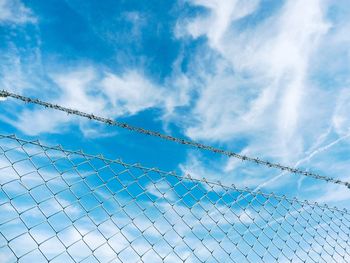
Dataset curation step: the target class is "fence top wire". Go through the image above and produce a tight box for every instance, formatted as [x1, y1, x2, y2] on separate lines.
[1, 90, 349, 189]
[0, 133, 348, 215]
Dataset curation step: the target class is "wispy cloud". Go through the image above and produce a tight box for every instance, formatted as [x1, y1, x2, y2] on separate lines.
[0, 0, 36, 24]
[1, 63, 192, 137]
[177, 0, 330, 155]
[171, 0, 350, 195]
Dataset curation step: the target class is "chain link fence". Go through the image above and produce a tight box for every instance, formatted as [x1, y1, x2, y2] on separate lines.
[0, 134, 349, 262]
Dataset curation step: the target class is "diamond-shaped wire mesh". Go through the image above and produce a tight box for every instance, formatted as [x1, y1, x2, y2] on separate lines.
[0, 134, 349, 263]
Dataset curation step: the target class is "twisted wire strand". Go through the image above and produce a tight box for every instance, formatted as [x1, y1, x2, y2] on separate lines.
[1, 89, 349, 188]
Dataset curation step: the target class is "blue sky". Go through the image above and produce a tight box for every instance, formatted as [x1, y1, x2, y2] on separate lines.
[1, 0, 350, 262]
[1, 0, 350, 213]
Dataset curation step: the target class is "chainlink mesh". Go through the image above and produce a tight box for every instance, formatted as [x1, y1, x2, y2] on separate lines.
[0, 134, 349, 263]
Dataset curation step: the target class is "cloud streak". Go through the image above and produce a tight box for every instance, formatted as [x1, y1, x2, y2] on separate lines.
[171, 0, 350, 195]
[0, 0, 36, 24]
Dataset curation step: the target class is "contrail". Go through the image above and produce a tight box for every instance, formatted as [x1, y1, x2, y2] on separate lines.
[253, 130, 350, 191]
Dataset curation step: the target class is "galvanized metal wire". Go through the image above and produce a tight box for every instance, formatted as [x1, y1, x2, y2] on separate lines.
[1, 89, 348, 189]
[0, 134, 349, 263]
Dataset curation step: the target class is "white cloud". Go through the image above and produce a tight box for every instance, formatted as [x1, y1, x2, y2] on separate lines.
[101, 71, 164, 115]
[6, 110, 72, 136]
[0, 0, 36, 24]
[179, 0, 259, 48]
[179, 0, 330, 159]
[5, 66, 172, 136]
[172, 0, 350, 192]
[179, 152, 267, 189]
[0, 45, 37, 93]
[316, 183, 350, 205]
[166, 0, 350, 211]
[332, 88, 350, 136]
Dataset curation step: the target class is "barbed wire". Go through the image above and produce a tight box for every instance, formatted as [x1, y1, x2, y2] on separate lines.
[1, 89, 349, 189]
[1, 133, 350, 262]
